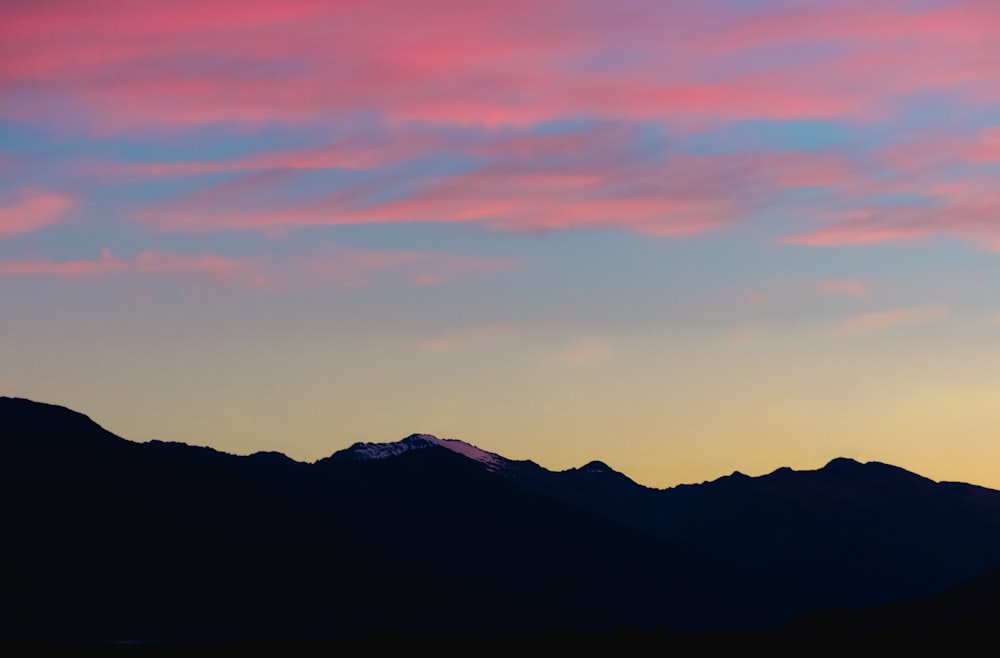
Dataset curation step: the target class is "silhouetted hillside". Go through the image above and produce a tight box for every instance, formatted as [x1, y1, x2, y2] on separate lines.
[5, 396, 1000, 645]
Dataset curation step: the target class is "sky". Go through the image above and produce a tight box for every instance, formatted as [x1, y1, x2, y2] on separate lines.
[3, 0, 1000, 488]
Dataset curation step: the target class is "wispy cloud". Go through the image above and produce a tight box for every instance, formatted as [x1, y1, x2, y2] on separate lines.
[305, 249, 517, 287]
[782, 195, 1000, 250]
[7, 1, 1000, 131]
[0, 246, 516, 290]
[129, 135, 854, 237]
[0, 2, 700, 129]
[837, 305, 946, 335]
[6, 0, 1000, 251]
[0, 189, 72, 239]
[559, 337, 611, 366]
[416, 325, 514, 353]
[820, 279, 870, 298]
[781, 124, 1000, 252]
[83, 134, 441, 180]
[0, 248, 273, 287]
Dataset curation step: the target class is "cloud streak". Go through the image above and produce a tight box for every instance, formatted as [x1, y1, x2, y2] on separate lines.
[304, 248, 517, 287]
[837, 305, 947, 336]
[821, 279, 870, 298]
[559, 337, 612, 366]
[5, 0, 1000, 251]
[0, 248, 272, 287]
[416, 325, 514, 353]
[128, 128, 856, 237]
[0, 189, 72, 239]
[84, 134, 442, 180]
[6, 1, 1000, 132]
[0, 246, 516, 289]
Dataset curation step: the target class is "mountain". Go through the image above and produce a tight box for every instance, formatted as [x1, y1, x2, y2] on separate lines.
[1, 398, 748, 641]
[5, 396, 1000, 644]
[323, 431, 1000, 615]
[647, 457, 1000, 615]
[2, 397, 400, 641]
[333, 432, 508, 469]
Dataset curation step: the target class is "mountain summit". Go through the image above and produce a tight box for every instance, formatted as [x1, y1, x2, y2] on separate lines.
[334, 433, 507, 470]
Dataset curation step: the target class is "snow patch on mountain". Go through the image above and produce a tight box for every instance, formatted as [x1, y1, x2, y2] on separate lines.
[343, 433, 506, 470]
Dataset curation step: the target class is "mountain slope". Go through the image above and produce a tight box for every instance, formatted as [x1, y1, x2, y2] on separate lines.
[1, 397, 751, 640]
[5, 396, 1000, 641]
[324, 430, 1000, 617]
[1, 398, 410, 641]
[647, 457, 1000, 612]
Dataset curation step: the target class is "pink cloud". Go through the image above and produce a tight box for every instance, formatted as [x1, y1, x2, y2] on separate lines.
[784, 209, 933, 247]
[10, 0, 1000, 251]
[7, 1, 1000, 133]
[696, 1, 1000, 116]
[0, 189, 72, 239]
[771, 120, 1000, 251]
[130, 138, 856, 236]
[0, 246, 515, 289]
[0, 248, 273, 287]
[881, 127, 1000, 174]
[837, 305, 946, 335]
[782, 178, 1000, 250]
[84, 134, 442, 180]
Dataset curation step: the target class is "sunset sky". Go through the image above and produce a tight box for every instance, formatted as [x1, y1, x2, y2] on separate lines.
[4, 0, 1000, 488]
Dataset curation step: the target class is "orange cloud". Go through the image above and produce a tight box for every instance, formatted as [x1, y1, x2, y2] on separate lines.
[416, 325, 514, 353]
[820, 279, 870, 298]
[837, 305, 946, 335]
[559, 337, 611, 366]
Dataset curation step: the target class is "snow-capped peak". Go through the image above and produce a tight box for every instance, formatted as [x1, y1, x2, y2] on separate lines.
[341, 433, 506, 470]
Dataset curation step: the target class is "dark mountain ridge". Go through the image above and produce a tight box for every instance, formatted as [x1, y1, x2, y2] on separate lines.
[4, 396, 1000, 643]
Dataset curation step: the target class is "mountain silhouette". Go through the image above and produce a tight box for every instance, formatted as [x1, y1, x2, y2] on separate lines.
[5, 396, 1000, 644]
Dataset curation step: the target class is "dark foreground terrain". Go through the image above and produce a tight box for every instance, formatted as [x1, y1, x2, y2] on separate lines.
[4, 396, 1000, 649]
